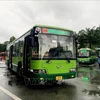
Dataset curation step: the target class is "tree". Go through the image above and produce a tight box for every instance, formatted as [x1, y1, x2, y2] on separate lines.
[95, 25, 100, 47]
[4, 41, 9, 46]
[77, 26, 100, 49]
[0, 36, 16, 52]
[0, 43, 6, 52]
[9, 36, 16, 43]
[77, 29, 87, 48]
[85, 27, 95, 48]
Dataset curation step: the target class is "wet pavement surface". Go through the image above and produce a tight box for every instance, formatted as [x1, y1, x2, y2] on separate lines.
[0, 89, 14, 100]
[0, 61, 100, 100]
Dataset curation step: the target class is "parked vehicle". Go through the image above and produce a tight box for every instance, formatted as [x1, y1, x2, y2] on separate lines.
[6, 25, 76, 84]
[77, 48, 97, 65]
[0, 52, 6, 61]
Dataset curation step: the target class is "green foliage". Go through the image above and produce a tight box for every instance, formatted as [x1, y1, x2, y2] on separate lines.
[0, 43, 6, 52]
[77, 25, 100, 49]
[0, 36, 16, 52]
[9, 36, 16, 43]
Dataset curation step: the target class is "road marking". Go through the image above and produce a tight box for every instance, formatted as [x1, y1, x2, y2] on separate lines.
[0, 86, 22, 100]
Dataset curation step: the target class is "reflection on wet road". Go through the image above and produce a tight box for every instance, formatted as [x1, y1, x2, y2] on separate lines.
[77, 64, 100, 83]
[0, 61, 100, 100]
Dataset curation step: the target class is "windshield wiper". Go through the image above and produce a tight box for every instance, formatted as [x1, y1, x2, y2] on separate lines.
[61, 51, 72, 63]
[46, 60, 51, 63]
[67, 59, 70, 63]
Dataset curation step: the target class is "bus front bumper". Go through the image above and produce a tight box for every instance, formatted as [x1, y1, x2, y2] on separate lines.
[28, 72, 76, 81]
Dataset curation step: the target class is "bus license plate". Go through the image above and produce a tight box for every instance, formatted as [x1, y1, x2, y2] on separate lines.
[56, 76, 62, 80]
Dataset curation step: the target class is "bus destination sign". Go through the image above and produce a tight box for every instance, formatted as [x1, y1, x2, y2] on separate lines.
[42, 28, 70, 35]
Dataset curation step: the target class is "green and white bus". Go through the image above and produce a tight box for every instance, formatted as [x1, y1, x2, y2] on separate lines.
[6, 25, 76, 84]
[77, 48, 97, 65]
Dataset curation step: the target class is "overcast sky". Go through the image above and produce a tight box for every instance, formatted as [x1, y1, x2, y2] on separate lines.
[0, 0, 100, 43]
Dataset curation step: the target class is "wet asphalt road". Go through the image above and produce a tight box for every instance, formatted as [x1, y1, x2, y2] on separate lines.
[0, 61, 100, 100]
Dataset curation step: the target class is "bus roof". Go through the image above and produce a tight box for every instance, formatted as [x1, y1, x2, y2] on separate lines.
[34, 24, 73, 32]
[79, 48, 91, 50]
[7, 24, 74, 47]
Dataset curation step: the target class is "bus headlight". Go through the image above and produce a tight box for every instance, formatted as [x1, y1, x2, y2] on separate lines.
[39, 70, 46, 74]
[70, 68, 76, 72]
[30, 69, 34, 72]
[33, 69, 47, 74]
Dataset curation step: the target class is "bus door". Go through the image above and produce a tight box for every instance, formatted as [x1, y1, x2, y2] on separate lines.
[23, 35, 31, 76]
[9, 46, 13, 69]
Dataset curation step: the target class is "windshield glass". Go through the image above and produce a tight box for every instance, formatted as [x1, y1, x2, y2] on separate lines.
[39, 34, 75, 59]
[78, 50, 89, 57]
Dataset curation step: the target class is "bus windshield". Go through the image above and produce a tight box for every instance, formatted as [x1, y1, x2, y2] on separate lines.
[38, 34, 75, 59]
[78, 51, 89, 57]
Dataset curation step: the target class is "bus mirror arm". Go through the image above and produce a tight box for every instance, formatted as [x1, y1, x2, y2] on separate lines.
[30, 37, 34, 47]
[67, 59, 70, 63]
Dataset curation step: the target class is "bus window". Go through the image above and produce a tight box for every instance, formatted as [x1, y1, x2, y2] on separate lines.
[32, 36, 39, 59]
[78, 50, 89, 57]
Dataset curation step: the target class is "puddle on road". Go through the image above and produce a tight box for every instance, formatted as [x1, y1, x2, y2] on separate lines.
[77, 65, 100, 84]
[82, 89, 100, 97]
[7, 76, 25, 86]
[2, 69, 25, 86]
[77, 65, 100, 98]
